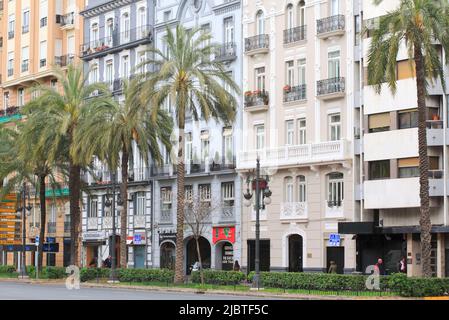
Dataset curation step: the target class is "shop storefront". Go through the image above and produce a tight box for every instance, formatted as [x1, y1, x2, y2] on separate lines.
[127, 231, 147, 269]
[82, 231, 106, 267]
[213, 226, 236, 270]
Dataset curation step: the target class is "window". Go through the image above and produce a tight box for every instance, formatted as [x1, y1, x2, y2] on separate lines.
[329, 113, 341, 141]
[91, 23, 99, 44]
[297, 175, 306, 202]
[122, 13, 130, 41]
[222, 182, 234, 207]
[256, 10, 264, 35]
[7, 52, 13, 76]
[398, 109, 418, 129]
[185, 132, 193, 163]
[40, 0, 48, 27]
[161, 187, 172, 209]
[106, 60, 113, 86]
[21, 47, 29, 72]
[17, 89, 24, 107]
[368, 112, 390, 132]
[255, 125, 265, 150]
[398, 158, 419, 178]
[8, 14, 15, 39]
[255, 67, 266, 91]
[88, 197, 98, 218]
[106, 18, 114, 46]
[286, 61, 294, 86]
[397, 60, 415, 80]
[3, 92, 9, 109]
[328, 50, 340, 78]
[327, 172, 344, 207]
[298, 58, 306, 85]
[224, 17, 234, 44]
[163, 11, 171, 22]
[298, 1, 305, 26]
[122, 55, 129, 79]
[331, 0, 339, 15]
[286, 120, 294, 145]
[284, 177, 294, 202]
[223, 128, 233, 164]
[137, 52, 146, 74]
[369, 160, 390, 180]
[22, 10, 30, 33]
[200, 130, 210, 161]
[90, 64, 99, 83]
[40, 41, 47, 67]
[286, 4, 294, 29]
[298, 118, 306, 145]
[138, 7, 146, 29]
[135, 192, 145, 216]
[199, 184, 211, 203]
[354, 15, 361, 46]
[51, 79, 57, 88]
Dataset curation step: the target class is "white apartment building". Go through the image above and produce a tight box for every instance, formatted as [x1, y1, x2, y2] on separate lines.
[238, 0, 360, 273]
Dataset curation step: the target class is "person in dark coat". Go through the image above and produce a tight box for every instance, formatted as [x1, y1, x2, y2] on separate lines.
[103, 256, 112, 268]
[233, 260, 241, 272]
[374, 258, 386, 275]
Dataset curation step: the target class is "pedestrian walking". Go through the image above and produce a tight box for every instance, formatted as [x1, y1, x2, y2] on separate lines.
[328, 261, 338, 274]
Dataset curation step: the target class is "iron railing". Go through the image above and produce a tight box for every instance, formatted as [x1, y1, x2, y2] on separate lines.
[244, 90, 269, 108]
[21, 61, 29, 72]
[245, 34, 269, 52]
[327, 200, 342, 208]
[7, 68, 13, 76]
[40, 17, 48, 27]
[215, 42, 237, 61]
[317, 15, 345, 35]
[8, 31, 14, 39]
[284, 25, 306, 44]
[0, 106, 20, 117]
[54, 54, 75, 67]
[317, 77, 345, 96]
[60, 12, 75, 27]
[47, 222, 57, 234]
[22, 25, 29, 34]
[283, 84, 306, 102]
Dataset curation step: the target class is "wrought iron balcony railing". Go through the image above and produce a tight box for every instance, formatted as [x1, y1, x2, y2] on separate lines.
[47, 222, 57, 234]
[54, 54, 75, 67]
[284, 25, 306, 44]
[317, 15, 345, 35]
[7, 68, 13, 76]
[317, 77, 345, 96]
[283, 84, 306, 102]
[245, 34, 269, 53]
[244, 90, 269, 108]
[21, 61, 29, 72]
[215, 42, 237, 62]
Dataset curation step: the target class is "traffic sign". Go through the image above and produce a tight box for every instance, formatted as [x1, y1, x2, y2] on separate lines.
[328, 233, 341, 247]
[35, 236, 40, 246]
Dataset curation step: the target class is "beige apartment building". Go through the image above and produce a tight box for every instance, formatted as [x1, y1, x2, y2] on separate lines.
[238, 0, 360, 273]
[0, 0, 84, 268]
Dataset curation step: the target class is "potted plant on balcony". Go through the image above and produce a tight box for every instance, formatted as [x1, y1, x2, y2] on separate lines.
[283, 85, 291, 93]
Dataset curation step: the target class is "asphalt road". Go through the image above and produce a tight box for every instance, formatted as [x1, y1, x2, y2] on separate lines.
[0, 281, 269, 300]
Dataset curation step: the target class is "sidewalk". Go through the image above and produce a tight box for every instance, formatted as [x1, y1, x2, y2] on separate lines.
[0, 278, 420, 300]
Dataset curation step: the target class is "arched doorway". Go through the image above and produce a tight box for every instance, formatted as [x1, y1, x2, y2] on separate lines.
[160, 241, 175, 270]
[185, 236, 211, 275]
[288, 234, 303, 272]
[215, 241, 234, 270]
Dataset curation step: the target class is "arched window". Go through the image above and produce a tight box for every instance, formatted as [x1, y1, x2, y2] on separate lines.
[91, 23, 99, 44]
[90, 63, 99, 83]
[138, 7, 146, 31]
[297, 175, 306, 202]
[256, 10, 264, 35]
[284, 177, 294, 202]
[327, 172, 344, 207]
[297, 0, 305, 27]
[121, 12, 130, 41]
[286, 4, 294, 30]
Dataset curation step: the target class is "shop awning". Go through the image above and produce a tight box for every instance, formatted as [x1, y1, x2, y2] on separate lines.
[338, 222, 375, 234]
[338, 222, 449, 235]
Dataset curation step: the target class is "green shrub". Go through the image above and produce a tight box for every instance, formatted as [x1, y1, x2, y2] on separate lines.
[80, 268, 110, 282]
[191, 270, 246, 285]
[388, 273, 449, 297]
[26, 266, 66, 279]
[0, 265, 16, 274]
[118, 268, 174, 283]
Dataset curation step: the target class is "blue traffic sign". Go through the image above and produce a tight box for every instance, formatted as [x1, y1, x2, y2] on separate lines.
[328, 234, 341, 247]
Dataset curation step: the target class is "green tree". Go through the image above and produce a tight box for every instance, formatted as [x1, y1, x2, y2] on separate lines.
[23, 63, 116, 266]
[73, 78, 173, 268]
[367, 0, 449, 277]
[141, 26, 240, 283]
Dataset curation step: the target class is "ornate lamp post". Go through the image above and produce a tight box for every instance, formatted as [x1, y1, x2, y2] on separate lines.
[243, 157, 271, 290]
[104, 171, 123, 283]
[17, 182, 32, 279]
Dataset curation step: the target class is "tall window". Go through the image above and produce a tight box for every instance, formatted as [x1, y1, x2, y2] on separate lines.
[106, 60, 113, 86]
[135, 192, 145, 216]
[298, 118, 306, 144]
[122, 55, 129, 79]
[40, 41, 47, 67]
[185, 132, 192, 163]
[201, 130, 210, 161]
[256, 10, 264, 35]
[255, 67, 266, 91]
[199, 184, 211, 203]
[286, 120, 294, 145]
[8, 14, 15, 38]
[21, 47, 29, 72]
[224, 17, 234, 44]
[7, 52, 13, 76]
[298, 58, 306, 85]
[223, 127, 233, 164]
[255, 125, 265, 150]
[138, 7, 146, 30]
[22, 10, 30, 33]
[106, 18, 114, 46]
[3, 92, 9, 109]
[298, 0, 305, 26]
[328, 50, 340, 78]
[284, 177, 294, 202]
[222, 182, 234, 207]
[184, 185, 193, 203]
[161, 187, 172, 209]
[329, 113, 341, 141]
[286, 4, 294, 29]
[122, 13, 130, 41]
[327, 172, 344, 207]
[286, 61, 294, 86]
[137, 52, 146, 74]
[297, 175, 306, 202]
[88, 196, 98, 218]
[331, 0, 340, 15]
[17, 88, 24, 107]
[91, 23, 99, 44]
[91, 64, 99, 83]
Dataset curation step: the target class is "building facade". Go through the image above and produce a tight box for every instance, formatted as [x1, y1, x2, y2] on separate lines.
[152, 0, 243, 273]
[238, 0, 359, 273]
[79, 0, 155, 269]
[339, 0, 449, 277]
[0, 0, 84, 268]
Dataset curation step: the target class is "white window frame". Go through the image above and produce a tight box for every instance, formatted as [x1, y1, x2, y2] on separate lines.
[255, 124, 265, 150]
[286, 120, 294, 145]
[297, 175, 306, 202]
[329, 113, 341, 141]
[298, 118, 307, 145]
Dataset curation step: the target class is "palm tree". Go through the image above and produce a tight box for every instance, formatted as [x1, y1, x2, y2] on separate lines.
[141, 26, 240, 283]
[23, 63, 116, 266]
[367, 0, 449, 277]
[73, 78, 173, 268]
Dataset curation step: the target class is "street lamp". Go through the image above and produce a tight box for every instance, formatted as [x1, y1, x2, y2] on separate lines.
[243, 157, 271, 290]
[17, 182, 33, 279]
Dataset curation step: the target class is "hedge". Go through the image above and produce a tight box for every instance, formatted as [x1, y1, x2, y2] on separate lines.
[117, 268, 174, 283]
[191, 270, 246, 285]
[26, 266, 66, 279]
[0, 265, 16, 274]
[388, 273, 449, 297]
[80, 268, 111, 282]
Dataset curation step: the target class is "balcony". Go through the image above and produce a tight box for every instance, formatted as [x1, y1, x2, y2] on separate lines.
[244, 34, 269, 55]
[80, 25, 153, 60]
[87, 217, 98, 231]
[128, 167, 149, 182]
[55, 54, 75, 67]
[22, 25, 29, 34]
[244, 90, 269, 112]
[325, 200, 344, 218]
[284, 25, 307, 45]
[316, 15, 345, 39]
[60, 12, 75, 29]
[151, 164, 175, 177]
[21, 61, 29, 73]
[317, 77, 345, 99]
[134, 215, 146, 228]
[160, 209, 173, 224]
[239, 140, 349, 170]
[426, 120, 444, 146]
[280, 202, 307, 220]
[40, 59, 47, 68]
[47, 222, 57, 234]
[8, 31, 14, 39]
[214, 42, 237, 62]
[283, 84, 306, 103]
[7, 68, 13, 77]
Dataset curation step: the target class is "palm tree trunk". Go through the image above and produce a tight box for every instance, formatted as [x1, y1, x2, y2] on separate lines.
[195, 236, 204, 286]
[69, 162, 81, 266]
[174, 120, 185, 284]
[120, 149, 129, 269]
[414, 43, 432, 278]
[38, 174, 46, 271]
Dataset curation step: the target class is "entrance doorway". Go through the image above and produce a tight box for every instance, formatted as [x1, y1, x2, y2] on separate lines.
[327, 246, 345, 274]
[247, 239, 270, 273]
[186, 237, 211, 275]
[134, 246, 145, 268]
[215, 241, 234, 270]
[63, 238, 71, 267]
[160, 242, 175, 270]
[288, 234, 303, 272]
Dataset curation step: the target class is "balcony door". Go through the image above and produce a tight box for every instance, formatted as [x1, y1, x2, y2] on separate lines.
[331, 0, 339, 16]
[328, 50, 340, 79]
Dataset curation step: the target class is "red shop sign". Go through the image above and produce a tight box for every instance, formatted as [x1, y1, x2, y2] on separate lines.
[212, 226, 235, 244]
